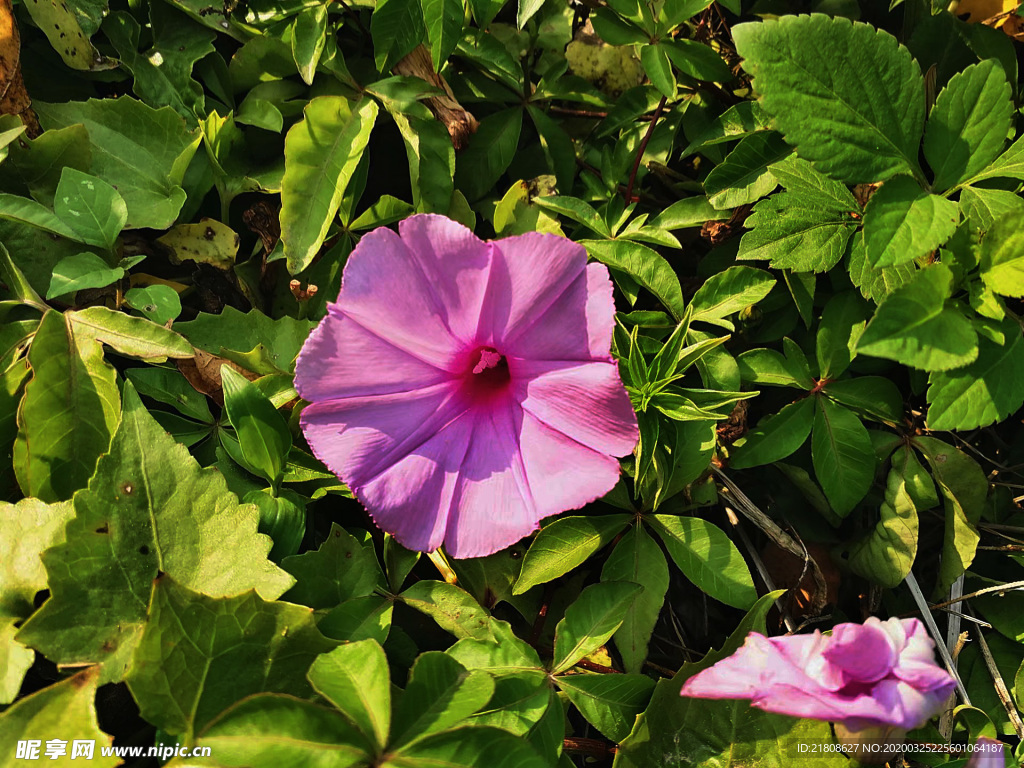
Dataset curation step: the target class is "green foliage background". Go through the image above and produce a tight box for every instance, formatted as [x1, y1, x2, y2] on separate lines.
[1, 0, 1024, 763]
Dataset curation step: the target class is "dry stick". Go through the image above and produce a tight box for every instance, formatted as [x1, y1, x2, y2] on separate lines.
[904, 572, 971, 704]
[928, 579, 1024, 612]
[725, 507, 797, 633]
[965, 605, 1024, 739]
[713, 467, 829, 616]
[940, 575, 964, 740]
[623, 96, 668, 204]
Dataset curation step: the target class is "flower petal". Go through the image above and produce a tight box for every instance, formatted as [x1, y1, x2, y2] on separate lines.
[337, 225, 464, 366]
[824, 620, 899, 684]
[295, 307, 449, 402]
[486, 232, 589, 349]
[443, 403, 540, 559]
[398, 214, 494, 344]
[515, 359, 639, 456]
[519, 411, 623, 516]
[502, 263, 616, 362]
[299, 382, 467, 490]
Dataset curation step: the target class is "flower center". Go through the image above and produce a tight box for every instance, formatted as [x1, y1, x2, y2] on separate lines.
[469, 346, 510, 388]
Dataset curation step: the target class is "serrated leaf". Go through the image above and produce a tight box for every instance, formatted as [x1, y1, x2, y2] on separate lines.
[601, 525, 669, 674]
[308, 640, 391, 750]
[281, 96, 378, 274]
[927, 324, 1024, 431]
[847, 447, 919, 587]
[280, 523, 382, 609]
[34, 97, 201, 230]
[0, 669, 117, 767]
[811, 397, 875, 517]
[857, 262, 977, 371]
[13, 310, 120, 502]
[980, 211, 1024, 298]
[738, 192, 857, 272]
[732, 14, 924, 183]
[126, 576, 337, 740]
[556, 673, 654, 743]
[551, 582, 642, 674]
[319, 595, 394, 645]
[648, 514, 756, 609]
[846, 230, 916, 303]
[703, 132, 789, 210]
[391, 652, 495, 747]
[924, 60, 1013, 192]
[862, 175, 959, 267]
[729, 397, 814, 469]
[16, 385, 292, 681]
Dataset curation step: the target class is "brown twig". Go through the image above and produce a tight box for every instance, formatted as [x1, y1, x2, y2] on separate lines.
[967, 606, 1024, 739]
[623, 95, 667, 203]
[563, 737, 616, 758]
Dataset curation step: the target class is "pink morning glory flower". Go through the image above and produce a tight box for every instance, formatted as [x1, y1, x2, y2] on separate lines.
[680, 617, 956, 731]
[966, 738, 1006, 768]
[294, 214, 638, 559]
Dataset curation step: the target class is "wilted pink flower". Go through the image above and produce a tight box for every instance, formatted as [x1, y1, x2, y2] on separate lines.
[680, 617, 956, 731]
[294, 215, 638, 558]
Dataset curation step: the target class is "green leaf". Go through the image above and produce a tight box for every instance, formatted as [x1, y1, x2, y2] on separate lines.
[514, 515, 630, 595]
[732, 14, 924, 183]
[400, 581, 495, 641]
[280, 523, 382, 609]
[648, 514, 756, 609]
[703, 132, 789, 210]
[319, 595, 394, 644]
[581, 239, 686, 320]
[46, 253, 124, 299]
[34, 97, 201, 230]
[923, 60, 1013, 192]
[386, 726, 549, 768]
[815, 291, 867, 379]
[601, 525, 669, 674]
[455, 108, 523, 202]
[244, 488, 305, 560]
[195, 694, 371, 767]
[971, 134, 1024, 184]
[980, 211, 1024, 298]
[662, 38, 732, 82]
[738, 192, 857, 272]
[174, 306, 315, 375]
[0, 499, 73, 703]
[811, 397, 875, 517]
[3, 123, 91, 209]
[124, 367, 212, 423]
[371, 0, 426, 71]
[69, 306, 193, 361]
[391, 652, 495, 747]
[126, 576, 337, 740]
[533, 196, 608, 237]
[422, 0, 463, 66]
[389, 108, 455, 213]
[847, 447, 919, 588]
[640, 44, 676, 98]
[648, 197, 728, 230]
[0, 669, 117, 767]
[53, 168, 127, 250]
[862, 175, 959, 267]
[689, 266, 775, 331]
[959, 185, 1024, 231]
[104, 4, 215, 122]
[737, 347, 813, 389]
[729, 397, 815, 469]
[0, 194, 81, 239]
[822, 376, 903, 424]
[22, 0, 112, 71]
[221, 365, 291, 486]
[13, 310, 120, 502]
[291, 5, 328, 85]
[551, 582, 643, 674]
[516, 0, 544, 27]
[281, 96, 378, 274]
[846, 230, 916, 303]
[16, 385, 292, 681]
[308, 640, 391, 750]
[856, 263, 978, 371]
[556, 673, 654, 743]
[916, 436, 987, 590]
[927, 324, 1024, 431]
[157, 219, 239, 270]
[124, 285, 182, 325]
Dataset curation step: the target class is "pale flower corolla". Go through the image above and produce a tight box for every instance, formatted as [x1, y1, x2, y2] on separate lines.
[294, 214, 638, 559]
[680, 617, 956, 731]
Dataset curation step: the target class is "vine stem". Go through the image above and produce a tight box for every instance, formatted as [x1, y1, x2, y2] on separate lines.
[624, 96, 667, 204]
